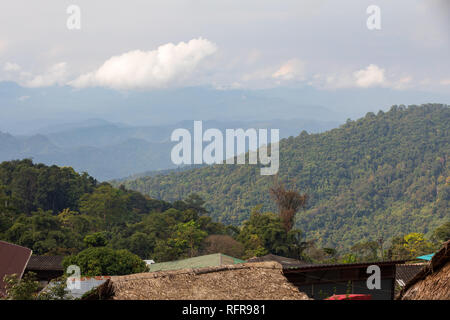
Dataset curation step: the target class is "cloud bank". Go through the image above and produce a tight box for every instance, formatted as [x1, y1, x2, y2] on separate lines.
[353, 64, 385, 88]
[70, 38, 217, 90]
[272, 59, 306, 81]
[2, 62, 68, 88]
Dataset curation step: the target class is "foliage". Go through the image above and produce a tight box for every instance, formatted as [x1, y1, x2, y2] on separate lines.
[37, 276, 73, 300]
[83, 232, 108, 247]
[118, 104, 449, 251]
[350, 241, 380, 262]
[62, 247, 148, 276]
[0, 160, 228, 262]
[270, 182, 308, 232]
[387, 232, 436, 260]
[2, 272, 39, 300]
[432, 221, 450, 243]
[237, 206, 308, 259]
[169, 220, 208, 258]
[202, 235, 245, 258]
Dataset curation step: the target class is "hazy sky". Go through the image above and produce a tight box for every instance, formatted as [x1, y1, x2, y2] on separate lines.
[0, 0, 449, 93]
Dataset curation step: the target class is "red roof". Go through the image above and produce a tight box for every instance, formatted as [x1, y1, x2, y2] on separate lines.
[0, 241, 32, 296]
[325, 294, 372, 300]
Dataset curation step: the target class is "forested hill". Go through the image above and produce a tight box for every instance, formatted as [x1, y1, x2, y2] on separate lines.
[118, 104, 450, 250]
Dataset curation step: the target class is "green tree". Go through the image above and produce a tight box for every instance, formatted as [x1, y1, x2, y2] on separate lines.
[237, 206, 307, 259]
[37, 276, 72, 300]
[170, 220, 207, 257]
[432, 222, 450, 244]
[83, 232, 108, 247]
[62, 247, 148, 276]
[388, 232, 435, 260]
[2, 272, 39, 300]
[79, 184, 129, 228]
[350, 241, 380, 262]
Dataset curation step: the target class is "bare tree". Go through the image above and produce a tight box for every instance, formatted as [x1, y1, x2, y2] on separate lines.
[270, 181, 308, 232]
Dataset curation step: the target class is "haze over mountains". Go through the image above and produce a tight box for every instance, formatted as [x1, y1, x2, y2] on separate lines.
[0, 116, 339, 181]
[3, 80, 450, 135]
[3, 79, 450, 180]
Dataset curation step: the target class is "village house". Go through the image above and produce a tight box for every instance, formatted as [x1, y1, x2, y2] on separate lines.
[249, 254, 404, 300]
[83, 262, 310, 300]
[0, 241, 32, 297]
[397, 240, 450, 300]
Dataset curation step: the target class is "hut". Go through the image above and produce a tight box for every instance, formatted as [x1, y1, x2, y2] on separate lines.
[247, 253, 403, 300]
[397, 240, 450, 300]
[83, 262, 310, 300]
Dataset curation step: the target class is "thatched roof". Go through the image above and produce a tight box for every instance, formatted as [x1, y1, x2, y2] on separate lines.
[397, 240, 450, 300]
[83, 262, 310, 300]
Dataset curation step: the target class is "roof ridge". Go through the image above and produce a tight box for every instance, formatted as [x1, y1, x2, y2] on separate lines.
[111, 261, 282, 282]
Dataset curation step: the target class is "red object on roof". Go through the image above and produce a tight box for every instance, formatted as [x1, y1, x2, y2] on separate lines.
[0, 241, 32, 297]
[325, 294, 372, 300]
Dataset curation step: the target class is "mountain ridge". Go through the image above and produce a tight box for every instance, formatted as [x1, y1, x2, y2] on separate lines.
[117, 104, 450, 250]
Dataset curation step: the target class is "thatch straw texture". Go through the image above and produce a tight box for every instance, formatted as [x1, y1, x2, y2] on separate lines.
[397, 240, 450, 300]
[84, 262, 310, 300]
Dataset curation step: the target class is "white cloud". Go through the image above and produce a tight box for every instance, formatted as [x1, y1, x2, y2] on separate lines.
[272, 59, 305, 81]
[353, 64, 385, 88]
[391, 76, 413, 90]
[70, 38, 217, 90]
[307, 65, 416, 91]
[0, 61, 68, 87]
[4, 62, 21, 71]
[24, 62, 68, 87]
[440, 79, 450, 86]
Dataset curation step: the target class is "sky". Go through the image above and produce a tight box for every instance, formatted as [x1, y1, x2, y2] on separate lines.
[0, 0, 449, 131]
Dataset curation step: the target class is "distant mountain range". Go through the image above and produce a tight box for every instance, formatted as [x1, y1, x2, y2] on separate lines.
[0, 118, 339, 180]
[2, 81, 449, 135]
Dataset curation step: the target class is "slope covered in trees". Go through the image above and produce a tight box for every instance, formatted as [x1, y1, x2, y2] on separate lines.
[0, 158, 447, 265]
[118, 104, 450, 250]
[0, 159, 308, 263]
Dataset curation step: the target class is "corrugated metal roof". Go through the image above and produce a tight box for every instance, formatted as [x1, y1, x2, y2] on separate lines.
[246, 254, 407, 271]
[148, 253, 245, 272]
[0, 241, 33, 296]
[395, 263, 426, 287]
[282, 260, 407, 272]
[26, 255, 64, 271]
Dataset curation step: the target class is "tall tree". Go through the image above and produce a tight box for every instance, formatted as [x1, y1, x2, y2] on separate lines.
[270, 182, 308, 232]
